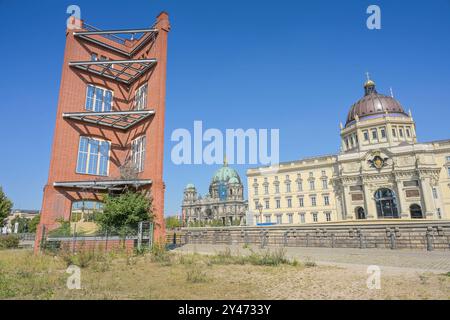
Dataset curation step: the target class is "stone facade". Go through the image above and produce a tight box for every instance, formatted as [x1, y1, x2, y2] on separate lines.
[247, 79, 450, 225]
[181, 221, 450, 251]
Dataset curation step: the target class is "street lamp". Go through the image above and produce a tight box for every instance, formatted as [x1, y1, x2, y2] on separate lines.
[256, 202, 263, 225]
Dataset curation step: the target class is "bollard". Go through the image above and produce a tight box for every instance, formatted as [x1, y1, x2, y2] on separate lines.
[426, 227, 434, 251]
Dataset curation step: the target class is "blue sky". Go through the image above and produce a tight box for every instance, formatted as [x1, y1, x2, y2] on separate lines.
[0, 0, 449, 215]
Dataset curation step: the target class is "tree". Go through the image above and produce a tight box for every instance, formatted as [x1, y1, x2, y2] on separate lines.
[96, 191, 152, 235]
[10, 216, 29, 233]
[28, 215, 41, 233]
[165, 216, 181, 230]
[0, 187, 13, 226]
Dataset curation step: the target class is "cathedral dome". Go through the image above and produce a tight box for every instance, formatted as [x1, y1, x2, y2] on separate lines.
[185, 183, 195, 189]
[211, 161, 241, 184]
[345, 79, 408, 127]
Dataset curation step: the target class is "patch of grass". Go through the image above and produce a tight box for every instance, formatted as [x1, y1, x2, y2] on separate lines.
[206, 248, 297, 267]
[186, 268, 208, 283]
[303, 257, 317, 267]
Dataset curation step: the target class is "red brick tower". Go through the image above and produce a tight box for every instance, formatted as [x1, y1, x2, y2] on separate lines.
[35, 12, 170, 251]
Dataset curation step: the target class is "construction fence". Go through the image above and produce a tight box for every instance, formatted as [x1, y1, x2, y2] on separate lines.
[40, 221, 154, 254]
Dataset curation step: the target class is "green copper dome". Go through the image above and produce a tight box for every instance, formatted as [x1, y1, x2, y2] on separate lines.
[185, 183, 196, 189]
[228, 177, 240, 184]
[211, 160, 241, 184]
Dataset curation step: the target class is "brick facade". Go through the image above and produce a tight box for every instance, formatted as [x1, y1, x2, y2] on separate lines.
[35, 13, 170, 252]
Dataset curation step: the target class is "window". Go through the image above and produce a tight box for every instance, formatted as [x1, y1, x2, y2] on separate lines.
[392, 128, 397, 138]
[321, 170, 326, 176]
[325, 212, 331, 222]
[265, 200, 270, 209]
[287, 198, 292, 208]
[288, 214, 293, 224]
[311, 196, 317, 206]
[299, 197, 304, 207]
[286, 183, 291, 193]
[437, 208, 442, 219]
[71, 200, 104, 222]
[380, 127, 386, 139]
[432, 188, 438, 199]
[445, 156, 450, 162]
[363, 131, 369, 141]
[276, 199, 281, 209]
[297, 181, 303, 191]
[76, 137, 110, 176]
[309, 180, 315, 190]
[372, 129, 378, 140]
[406, 128, 411, 138]
[322, 180, 328, 189]
[300, 213, 305, 223]
[135, 83, 148, 110]
[254, 187, 258, 195]
[86, 85, 112, 112]
[324, 195, 330, 206]
[276, 215, 282, 224]
[254, 201, 259, 210]
[448, 167, 450, 178]
[90, 53, 98, 61]
[265, 215, 271, 223]
[312, 213, 318, 222]
[309, 172, 314, 178]
[399, 128, 404, 137]
[275, 185, 280, 194]
[264, 185, 269, 194]
[131, 135, 146, 172]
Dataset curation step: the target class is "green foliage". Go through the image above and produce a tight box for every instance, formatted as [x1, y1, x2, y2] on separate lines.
[0, 186, 13, 225]
[165, 216, 181, 229]
[188, 219, 226, 228]
[10, 216, 29, 233]
[208, 248, 296, 266]
[96, 191, 152, 235]
[28, 215, 41, 233]
[0, 235, 20, 250]
[47, 218, 72, 237]
[186, 268, 208, 283]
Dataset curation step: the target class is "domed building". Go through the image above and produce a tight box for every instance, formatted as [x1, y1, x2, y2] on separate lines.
[247, 78, 450, 225]
[182, 159, 248, 225]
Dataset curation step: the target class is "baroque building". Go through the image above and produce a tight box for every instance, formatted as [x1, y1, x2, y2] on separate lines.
[182, 160, 248, 225]
[247, 79, 450, 225]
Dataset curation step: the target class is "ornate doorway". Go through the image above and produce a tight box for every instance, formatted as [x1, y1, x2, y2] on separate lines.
[356, 207, 366, 219]
[410, 204, 423, 219]
[374, 188, 399, 218]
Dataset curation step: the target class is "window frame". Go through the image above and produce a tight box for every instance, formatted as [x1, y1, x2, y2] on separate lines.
[85, 84, 114, 112]
[134, 83, 148, 110]
[76, 136, 111, 176]
[131, 135, 146, 173]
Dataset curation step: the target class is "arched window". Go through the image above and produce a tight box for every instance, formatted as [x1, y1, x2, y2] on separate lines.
[374, 188, 399, 218]
[355, 207, 366, 219]
[410, 204, 423, 219]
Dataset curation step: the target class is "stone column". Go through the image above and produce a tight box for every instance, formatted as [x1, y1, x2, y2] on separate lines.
[395, 179, 409, 218]
[343, 184, 354, 220]
[420, 177, 436, 218]
[362, 183, 376, 219]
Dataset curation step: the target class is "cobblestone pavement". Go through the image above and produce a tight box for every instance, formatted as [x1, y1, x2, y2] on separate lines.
[174, 244, 450, 274]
